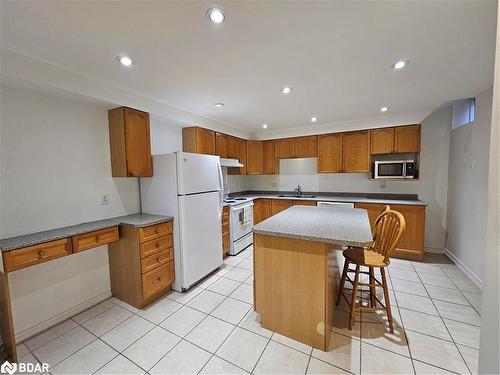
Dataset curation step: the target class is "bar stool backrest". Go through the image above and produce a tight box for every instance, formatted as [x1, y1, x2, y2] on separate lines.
[369, 209, 406, 263]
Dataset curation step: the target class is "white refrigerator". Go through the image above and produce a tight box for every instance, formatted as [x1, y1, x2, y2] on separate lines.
[140, 152, 224, 291]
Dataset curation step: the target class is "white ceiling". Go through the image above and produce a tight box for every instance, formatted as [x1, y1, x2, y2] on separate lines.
[1, 1, 497, 135]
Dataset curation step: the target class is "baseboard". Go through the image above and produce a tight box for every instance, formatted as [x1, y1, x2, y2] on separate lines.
[444, 249, 483, 290]
[14, 290, 112, 342]
[424, 247, 445, 254]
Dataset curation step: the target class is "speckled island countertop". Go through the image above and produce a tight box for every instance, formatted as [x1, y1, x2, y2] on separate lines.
[0, 213, 173, 252]
[0, 219, 118, 252]
[111, 213, 173, 228]
[253, 205, 373, 247]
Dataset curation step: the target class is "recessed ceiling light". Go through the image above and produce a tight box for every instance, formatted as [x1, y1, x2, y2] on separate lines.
[391, 60, 409, 70]
[380, 106, 388, 112]
[281, 86, 292, 94]
[207, 8, 225, 24]
[311, 116, 318, 123]
[116, 56, 133, 66]
[262, 124, 268, 129]
[215, 103, 224, 108]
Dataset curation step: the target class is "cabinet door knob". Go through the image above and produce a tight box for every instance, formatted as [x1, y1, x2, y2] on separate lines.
[157, 257, 161, 262]
[96, 236, 101, 242]
[157, 277, 161, 282]
[38, 250, 45, 257]
[155, 228, 159, 234]
[156, 242, 160, 248]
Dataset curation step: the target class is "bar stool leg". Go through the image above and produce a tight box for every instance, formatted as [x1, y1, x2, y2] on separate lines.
[380, 267, 394, 333]
[369, 267, 376, 308]
[348, 265, 360, 330]
[336, 259, 349, 306]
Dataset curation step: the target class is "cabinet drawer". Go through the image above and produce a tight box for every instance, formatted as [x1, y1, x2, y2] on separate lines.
[140, 235, 173, 258]
[139, 222, 172, 243]
[3, 239, 72, 272]
[72, 227, 119, 253]
[142, 262, 174, 299]
[141, 248, 173, 274]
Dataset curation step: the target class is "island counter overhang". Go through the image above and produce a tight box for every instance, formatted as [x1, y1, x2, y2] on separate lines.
[252, 206, 373, 351]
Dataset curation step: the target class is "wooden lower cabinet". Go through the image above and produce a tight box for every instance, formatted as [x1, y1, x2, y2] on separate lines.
[222, 206, 230, 256]
[254, 199, 273, 224]
[355, 203, 425, 260]
[271, 199, 294, 215]
[109, 221, 175, 308]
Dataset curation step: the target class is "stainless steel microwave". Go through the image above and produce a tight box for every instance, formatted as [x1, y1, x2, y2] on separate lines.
[374, 160, 416, 179]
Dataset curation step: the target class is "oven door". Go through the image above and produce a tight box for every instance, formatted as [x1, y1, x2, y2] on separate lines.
[374, 161, 405, 179]
[230, 203, 254, 241]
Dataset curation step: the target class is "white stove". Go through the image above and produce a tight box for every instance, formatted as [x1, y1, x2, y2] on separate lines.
[223, 197, 254, 255]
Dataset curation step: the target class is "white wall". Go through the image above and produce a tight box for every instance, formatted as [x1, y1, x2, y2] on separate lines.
[446, 88, 493, 283]
[0, 84, 140, 338]
[228, 108, 451, 252]
[479, 4, 499, 371]
[149, 114, 182, 155]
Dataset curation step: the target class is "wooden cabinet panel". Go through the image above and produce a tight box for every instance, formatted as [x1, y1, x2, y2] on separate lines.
[271, 199, 294, 215]
[317, 134, 342, 173]
[370, 128, 395, 154]
[263, 140, 276, 175]
[342, 131, 370, 173]
[260, 199, 273, 223]
[72, 227, 119, 253]
[293, 200, 316, 206]
[294, 136, 318, 158]
[3, 239, 72, 273]
[275, 138, 294, 159]
[355, 203, 425, 260]
[142, 262, 174, 299]
[140, 235, 173, 258]
[395, 125, 421, 153]
[253, 199, 262, 225]
[182, 127, 216, 155]
[227, 137, 247, 175]
[139, 222, 173, 243]
[215, 132, 228, 158]
[141, 248, 173, 274]
[222, 235, 230, 256]
[109, 107, 153, 177]
[246, 141, 264, 175]
[222, 206, 229, 256]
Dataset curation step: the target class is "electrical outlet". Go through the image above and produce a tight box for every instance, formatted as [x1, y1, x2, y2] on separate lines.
[101, 194, 110, 206]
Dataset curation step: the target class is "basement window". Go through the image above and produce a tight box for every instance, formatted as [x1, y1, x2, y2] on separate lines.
[452, 98, 475, 129]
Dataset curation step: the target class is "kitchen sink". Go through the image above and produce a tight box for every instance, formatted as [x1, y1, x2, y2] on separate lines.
[277, 194, 316, 198]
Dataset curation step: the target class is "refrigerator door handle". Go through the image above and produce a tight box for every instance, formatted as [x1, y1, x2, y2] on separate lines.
[217, 161, 223, 219]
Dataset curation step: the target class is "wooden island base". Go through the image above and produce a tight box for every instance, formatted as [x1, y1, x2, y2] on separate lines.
[253, 233, 342, 351]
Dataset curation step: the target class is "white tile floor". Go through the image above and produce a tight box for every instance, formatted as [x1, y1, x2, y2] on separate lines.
[17, 250, 482, 375]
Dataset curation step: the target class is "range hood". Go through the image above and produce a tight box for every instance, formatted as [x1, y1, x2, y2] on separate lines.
[220, 158, 244, 168]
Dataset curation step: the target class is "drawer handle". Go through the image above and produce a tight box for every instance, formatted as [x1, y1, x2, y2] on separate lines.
[156, 242, 160, 248]
[96, 236, 101, 242]
[155, 228, 159, 234]
[157, 257, 161, 262]
[157, 277, 161, 282]
[38, 250, 45, 258]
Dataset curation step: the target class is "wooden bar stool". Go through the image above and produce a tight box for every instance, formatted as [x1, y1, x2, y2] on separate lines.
[336, 206, 406, 333]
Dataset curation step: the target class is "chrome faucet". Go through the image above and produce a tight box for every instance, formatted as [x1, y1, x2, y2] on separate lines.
[294, 185, 302, 197]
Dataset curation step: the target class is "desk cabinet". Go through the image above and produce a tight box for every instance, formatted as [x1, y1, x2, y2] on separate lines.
[108, 221, 174, 308]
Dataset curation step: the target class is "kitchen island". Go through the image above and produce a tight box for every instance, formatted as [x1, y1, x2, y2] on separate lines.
[252, 205, 372, 351]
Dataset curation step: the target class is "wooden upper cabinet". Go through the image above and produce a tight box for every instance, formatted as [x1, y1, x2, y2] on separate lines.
[109, 107, 153, 177]
[263, 140, 276, 175]
[227, 136, 247, 175]
[246, 141, 264, 175]
[395, 124, 421, 153]
[370, 128, 395, 154]
[317, 133, 342, 173]
[182, 127, 216, 155]
[274, 138, 294, 159]
[215, 132, 228, 158]
[342, 131, 370, 173]
[294, 136, 318, 158]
